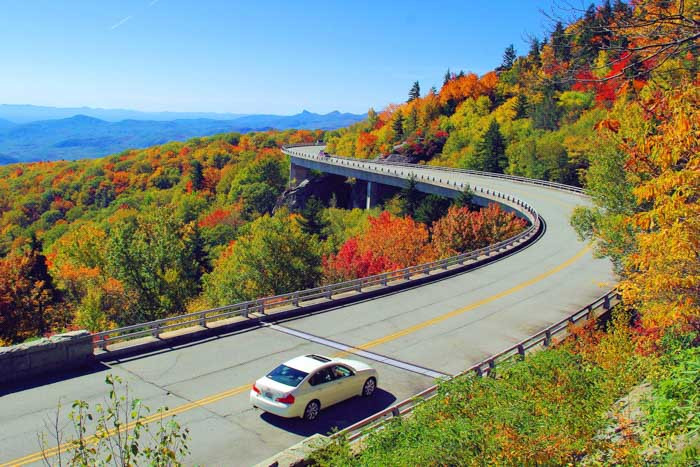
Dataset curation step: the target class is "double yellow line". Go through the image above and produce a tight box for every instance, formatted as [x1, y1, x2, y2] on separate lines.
[3, 245, 591, 466]
[1, 384, 250, 467]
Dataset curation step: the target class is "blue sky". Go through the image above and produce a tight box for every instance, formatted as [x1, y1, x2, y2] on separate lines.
[1, 0, 557, 115]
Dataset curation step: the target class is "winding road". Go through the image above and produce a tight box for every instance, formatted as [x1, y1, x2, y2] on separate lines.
[0, 145, 614, 466]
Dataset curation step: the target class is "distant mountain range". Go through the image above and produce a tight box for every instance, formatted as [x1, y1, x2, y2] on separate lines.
[0, 108, 365, 164]
[0, 104, 249, 123]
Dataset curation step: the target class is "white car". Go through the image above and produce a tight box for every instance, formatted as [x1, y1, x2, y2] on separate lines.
[250, 354, 378, 420]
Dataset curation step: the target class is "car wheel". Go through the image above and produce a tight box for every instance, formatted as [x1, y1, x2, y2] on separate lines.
[303, 400, 320, 421]
[362, 377, 377, 397]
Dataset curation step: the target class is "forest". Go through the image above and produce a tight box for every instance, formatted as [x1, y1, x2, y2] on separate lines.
[0, 0, 697, 463]
[0, 124, 525, 344]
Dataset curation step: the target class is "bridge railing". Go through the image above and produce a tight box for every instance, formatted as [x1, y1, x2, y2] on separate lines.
[282, 145, 585, 194]
[336, 288, 621, 443]
[92, 211, 540, 349]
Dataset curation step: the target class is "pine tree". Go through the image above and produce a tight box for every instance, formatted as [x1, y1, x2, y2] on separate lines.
[454, 186, 475, 209]
[501, 44, 517, 70]
[392, 110, 404, 142]
[528, 38, 541, 67]
[515, 94, 528, 119]
[551, 22, 571, 62]
[475, 120, 507, 173]
[297, 197, 329, 238]
[400, 175, 423, 218]
[443, 68, 452, 86]
[189, 160, 204, 191]
[407, 81, 420, 102]
[531, 84, 561, 131]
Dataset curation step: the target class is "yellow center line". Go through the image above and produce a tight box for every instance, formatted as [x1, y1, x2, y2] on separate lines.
[335, 245, 591, 356]
[1, 384, 251, 467]
[4, 245, 591, 466]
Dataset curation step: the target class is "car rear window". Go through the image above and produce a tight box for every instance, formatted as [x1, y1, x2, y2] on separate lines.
[267, 364, 308, 387]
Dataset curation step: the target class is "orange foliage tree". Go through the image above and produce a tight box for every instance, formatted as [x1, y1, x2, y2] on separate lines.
[429, 204, 527, 259]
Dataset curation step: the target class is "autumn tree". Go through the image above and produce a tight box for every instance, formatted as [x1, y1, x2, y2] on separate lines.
[0, 243, 66, 344]
[204, 213, 322, 305]
[322, 238, 397, 283]
[105, 208, 204, 325]
[429, 204, 527, 259]
[355, 211, 430, 268]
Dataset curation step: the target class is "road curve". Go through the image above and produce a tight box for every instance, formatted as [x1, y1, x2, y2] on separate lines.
[0, 146, 615, 466]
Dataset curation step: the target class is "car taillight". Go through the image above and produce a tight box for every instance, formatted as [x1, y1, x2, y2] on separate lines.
[276, 393, 295, 404]
[252, 384, 261, 394]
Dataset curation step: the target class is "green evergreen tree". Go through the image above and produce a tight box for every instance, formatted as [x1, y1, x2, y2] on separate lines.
[531, 84, 561, 131]
[454, 186, 475, 209]
[415, 195, 450, 226]
[501, 44, 517, 70]
[443, 69, 452, 86]
[551, 22, 571, 62]
[189, 160, 204, 191]
[392, 110, 404, 142]
[297, 197, 329, 239]
[408, 81, 421, 102]
[475, 120, 507, 173]
[515, 94, 528, 119]
[528, 38, 541, 67]
[400, 175, 423, 218]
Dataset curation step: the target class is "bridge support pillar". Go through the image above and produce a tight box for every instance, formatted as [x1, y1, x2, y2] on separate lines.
[289, 163, 310, 187]
[366, 181, 379, 210]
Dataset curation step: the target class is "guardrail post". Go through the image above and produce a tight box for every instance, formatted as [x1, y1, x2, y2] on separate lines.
[242, 302, 249, 318]
[259, 300, 265, 315]
[544, 329, 552, 347]
[292, 291, 300, 307]
[151, 323, 160, 338]
[404, 268, 411, 280]
[97, 334, 107, 350]
[517, 344, 525, 358]
[199, 313, 206, 328]
[391, 407, 400, 418]
[325, 286, 332, 299]
[603, 295, 611, 310]
[381, 274, 388, 286]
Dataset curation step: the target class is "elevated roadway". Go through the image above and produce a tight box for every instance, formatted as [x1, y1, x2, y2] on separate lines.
[0, 146, 614, 466]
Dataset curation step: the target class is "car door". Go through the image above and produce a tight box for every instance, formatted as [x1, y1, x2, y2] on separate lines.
[328, 364, 357, 402]
[307, 367, 337, 408]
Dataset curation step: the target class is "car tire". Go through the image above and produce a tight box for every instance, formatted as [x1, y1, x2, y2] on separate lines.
[362, 377, 377, 397]
[303, 400, 320, 421]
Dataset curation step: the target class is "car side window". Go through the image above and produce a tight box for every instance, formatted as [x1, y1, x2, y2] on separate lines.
[331, 365, 353, 379]
[309, 368, 333, 386]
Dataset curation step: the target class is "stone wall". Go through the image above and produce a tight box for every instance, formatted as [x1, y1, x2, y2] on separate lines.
[0, 331, 94, 385]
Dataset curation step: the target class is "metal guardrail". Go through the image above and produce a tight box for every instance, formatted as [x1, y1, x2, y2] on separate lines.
[92, 146, 544, 350]
[336, 289, 621, 443]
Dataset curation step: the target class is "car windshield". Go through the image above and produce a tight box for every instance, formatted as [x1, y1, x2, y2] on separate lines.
[266, 364, 308, 387]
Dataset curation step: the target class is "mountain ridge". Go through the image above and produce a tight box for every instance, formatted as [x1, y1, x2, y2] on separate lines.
[0, 110, 364, 163]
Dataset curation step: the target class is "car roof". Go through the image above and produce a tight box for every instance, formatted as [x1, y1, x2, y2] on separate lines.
[284, 354, 335, 373]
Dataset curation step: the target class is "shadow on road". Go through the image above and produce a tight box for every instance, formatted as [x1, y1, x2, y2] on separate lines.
[0, 361, 111, 396]
[260, 388, 396, 437]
